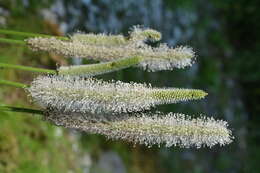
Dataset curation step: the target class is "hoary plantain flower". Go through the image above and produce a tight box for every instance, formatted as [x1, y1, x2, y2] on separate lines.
[70, 33, 127, 47]
[26, 37, 194, 71]
[128, 26, 162, 42]
[0, 27, 235, 150]
[44, 111, 233, 148]
[70, 26, 161, 47]
[27, 75, 207, 114]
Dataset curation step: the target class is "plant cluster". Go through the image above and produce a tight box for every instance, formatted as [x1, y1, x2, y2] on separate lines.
[0, 26, 233, 148]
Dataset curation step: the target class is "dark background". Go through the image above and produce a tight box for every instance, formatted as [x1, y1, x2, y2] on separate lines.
[0, 0, 259, 172]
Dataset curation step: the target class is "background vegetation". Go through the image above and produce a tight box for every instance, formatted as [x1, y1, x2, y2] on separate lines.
[0, 0, 259, 172]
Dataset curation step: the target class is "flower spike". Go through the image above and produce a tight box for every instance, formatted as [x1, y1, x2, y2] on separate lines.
[129, 26, 162, 42]
[70, 32, 127, 47]
[27, 75, 207, 114]
[71, 26, 161, 47]
[45, 111, 233, 148]
[26, 38, 195, 71]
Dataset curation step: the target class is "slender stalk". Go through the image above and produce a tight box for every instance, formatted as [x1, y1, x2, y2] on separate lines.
[58, 56, 141, 76]
[0, 62, 56, 74]
[0, 56, 139, 77]
[0, 104, 43, 115]
[0, 57, 139, 77]
[0, 29, 68, 40]
[0, 37, 26, 45]
[0, 79, 29, 88]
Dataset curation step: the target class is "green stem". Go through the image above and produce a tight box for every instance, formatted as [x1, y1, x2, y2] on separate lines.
[0, 56, 141, 77]
[0, 79, 29, 88]
[0, 104, 43, 115]
[0, 37, 26, 45]
[0, 62, 56, 74]
[58, 56, 142, 76]
[0, 29, 68, 40]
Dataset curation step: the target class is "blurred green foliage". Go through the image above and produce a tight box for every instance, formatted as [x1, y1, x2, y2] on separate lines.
[0, 1, 82, 173]
[0, 111, 81, 173]
[0, 0, 53, 14]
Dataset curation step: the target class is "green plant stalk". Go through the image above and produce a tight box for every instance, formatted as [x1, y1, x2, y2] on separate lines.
[0, 62, 56, 74]
[0, 37, 26, 45]
[58, 56, 142, 76]
[0, 29, 68, 40]
[0, 104, 43, 114]
[0, 79, 29, 88]
[0, 57, 140, 77]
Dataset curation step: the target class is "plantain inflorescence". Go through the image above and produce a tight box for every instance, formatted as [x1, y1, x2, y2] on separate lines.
[26, 26, 195, 72]
[8, 26, 233, 148]
[45, 111, 233, 148]
[27, 75, 207, 114]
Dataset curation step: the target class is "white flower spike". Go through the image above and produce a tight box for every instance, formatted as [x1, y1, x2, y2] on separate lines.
[26, 26, 195, 71]
[45, 111, 233, 148]
[27, 75, 207, 114]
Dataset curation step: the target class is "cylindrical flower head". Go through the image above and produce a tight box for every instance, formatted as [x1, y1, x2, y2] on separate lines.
[26, 37, 195, 71]
[138, 45, 195, 71]
[45, 112, 233, 148]
[70, 33, 127, 46]
[26, 37, 135, 61]
[27, 75, 207, 114]
[129, 26, 162, 42]
[71, 26, 161, 47]
[70, 26, 162, 47]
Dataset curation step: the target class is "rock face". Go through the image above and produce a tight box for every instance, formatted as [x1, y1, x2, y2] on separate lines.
[45, 0, 197, 45]
[97, 151, 126, 173]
